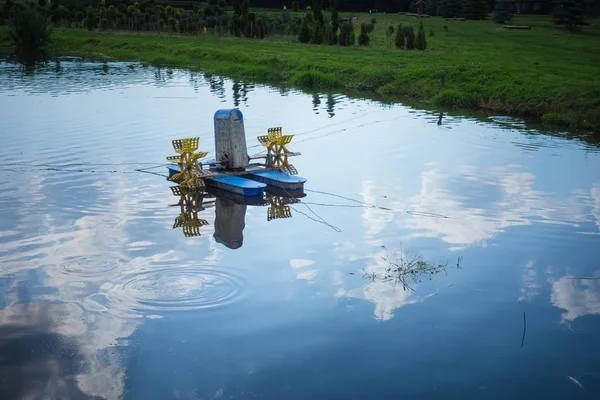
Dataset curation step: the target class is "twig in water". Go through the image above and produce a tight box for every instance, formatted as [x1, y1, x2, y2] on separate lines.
[568, 276, 600, 280]
[521, 311, 527, 348]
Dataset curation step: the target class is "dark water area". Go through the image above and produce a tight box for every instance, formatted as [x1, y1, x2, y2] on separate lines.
[1, 58, 599, 400]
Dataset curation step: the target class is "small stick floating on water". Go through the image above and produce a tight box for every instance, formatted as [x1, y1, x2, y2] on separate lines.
[567, 376, 585, 392]
[521, 311, 527, 348]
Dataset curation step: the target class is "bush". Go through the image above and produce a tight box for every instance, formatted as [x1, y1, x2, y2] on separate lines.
[290, 19, 300, 34]
[338, 20, 353, 46]
[310, 20, 323, 44]
[416, 21, 427, 50]
[541, 112, 561, 124]
[371, 17, 376, 24]
[553, 0, 588, 30]
[394, 23, 404, 48]
[298, 17, 310, 43]
[358, 22, 369, 46]
[231, 13, 241, 36]
[1, 0, 15, 25]
[405, 26, 416, 50]
[75, 10, 85, 22]
[85, 6, 97, 31]
[291, 70, 339, 89]
[6, 6, 53, 62]
[313, 0, 323, 24]
[292, 0, 299, 12]
[326, 24, 338, 45]
[51, 4, 67, 24]
[255, 18, 265, 39]
[365, 22, 374, 33]
[432, 89, 473, 108]
[304, 11, 313, 24]
[385, 24, 395, 47]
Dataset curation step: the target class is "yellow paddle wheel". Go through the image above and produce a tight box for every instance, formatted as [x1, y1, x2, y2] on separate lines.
[166, 137, 209, 189]
[257, 127, 299, 175]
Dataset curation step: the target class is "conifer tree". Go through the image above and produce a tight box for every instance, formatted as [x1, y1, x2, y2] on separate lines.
[405, 26, 416, 49]
[394, 23, 404, 49]
[462, 0, 487, 20]
[416, 21, 427, 50]
[358, 22, 370, 46]
[492, 0, 513, 23]
[553, 0, 589, 30]
[298, 16, 311, 43]
[438, 0, 462, 18]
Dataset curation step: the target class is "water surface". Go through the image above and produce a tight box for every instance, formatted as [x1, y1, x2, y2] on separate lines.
[1, 58, 599, 399]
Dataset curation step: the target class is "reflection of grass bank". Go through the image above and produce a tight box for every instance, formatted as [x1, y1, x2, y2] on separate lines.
[2, 13, 599, 131]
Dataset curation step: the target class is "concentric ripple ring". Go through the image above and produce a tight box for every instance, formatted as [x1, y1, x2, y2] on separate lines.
[60, 255, 123, 277]
[106, 266, 247, 313]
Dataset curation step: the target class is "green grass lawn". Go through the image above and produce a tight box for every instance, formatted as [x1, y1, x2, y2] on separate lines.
[2, 12, 600, 130]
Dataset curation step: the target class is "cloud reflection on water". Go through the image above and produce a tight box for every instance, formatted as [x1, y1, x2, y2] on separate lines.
[359, 165, 600, 250]
[551, 275, 600, 323]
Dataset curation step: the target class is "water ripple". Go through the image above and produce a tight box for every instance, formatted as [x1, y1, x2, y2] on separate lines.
[105, 266, 247, 314]
[60, 255, 124, 277]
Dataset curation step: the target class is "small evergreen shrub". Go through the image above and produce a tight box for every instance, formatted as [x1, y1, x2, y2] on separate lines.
[327, 24, 338, 45]
[416, 21, 427, 50]
[358, 23, 370, 46]
[385, 24, 395, 47]
[298, 17, 310, 43]
[405, 26, 416, 50]
[311, 20, 324, 44]
[338, 21, 353, 46]
[232, 14, 241, 36]
[85, 6, 97, 31]
[394, 23, 404, 49]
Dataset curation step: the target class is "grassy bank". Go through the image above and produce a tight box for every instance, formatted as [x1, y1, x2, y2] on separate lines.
[2, 13, 600, 131]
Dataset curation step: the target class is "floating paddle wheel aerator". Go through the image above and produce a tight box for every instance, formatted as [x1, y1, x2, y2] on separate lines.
[257, 127, 300, 175]
[166, 137, 209, 189]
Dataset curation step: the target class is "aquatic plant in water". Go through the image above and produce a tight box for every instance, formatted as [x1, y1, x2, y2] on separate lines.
[7, 6, 53, 62]
[363, 246, 463, 291]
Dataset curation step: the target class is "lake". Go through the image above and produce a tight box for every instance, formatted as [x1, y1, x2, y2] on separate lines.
[1, 58, 599, 400]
